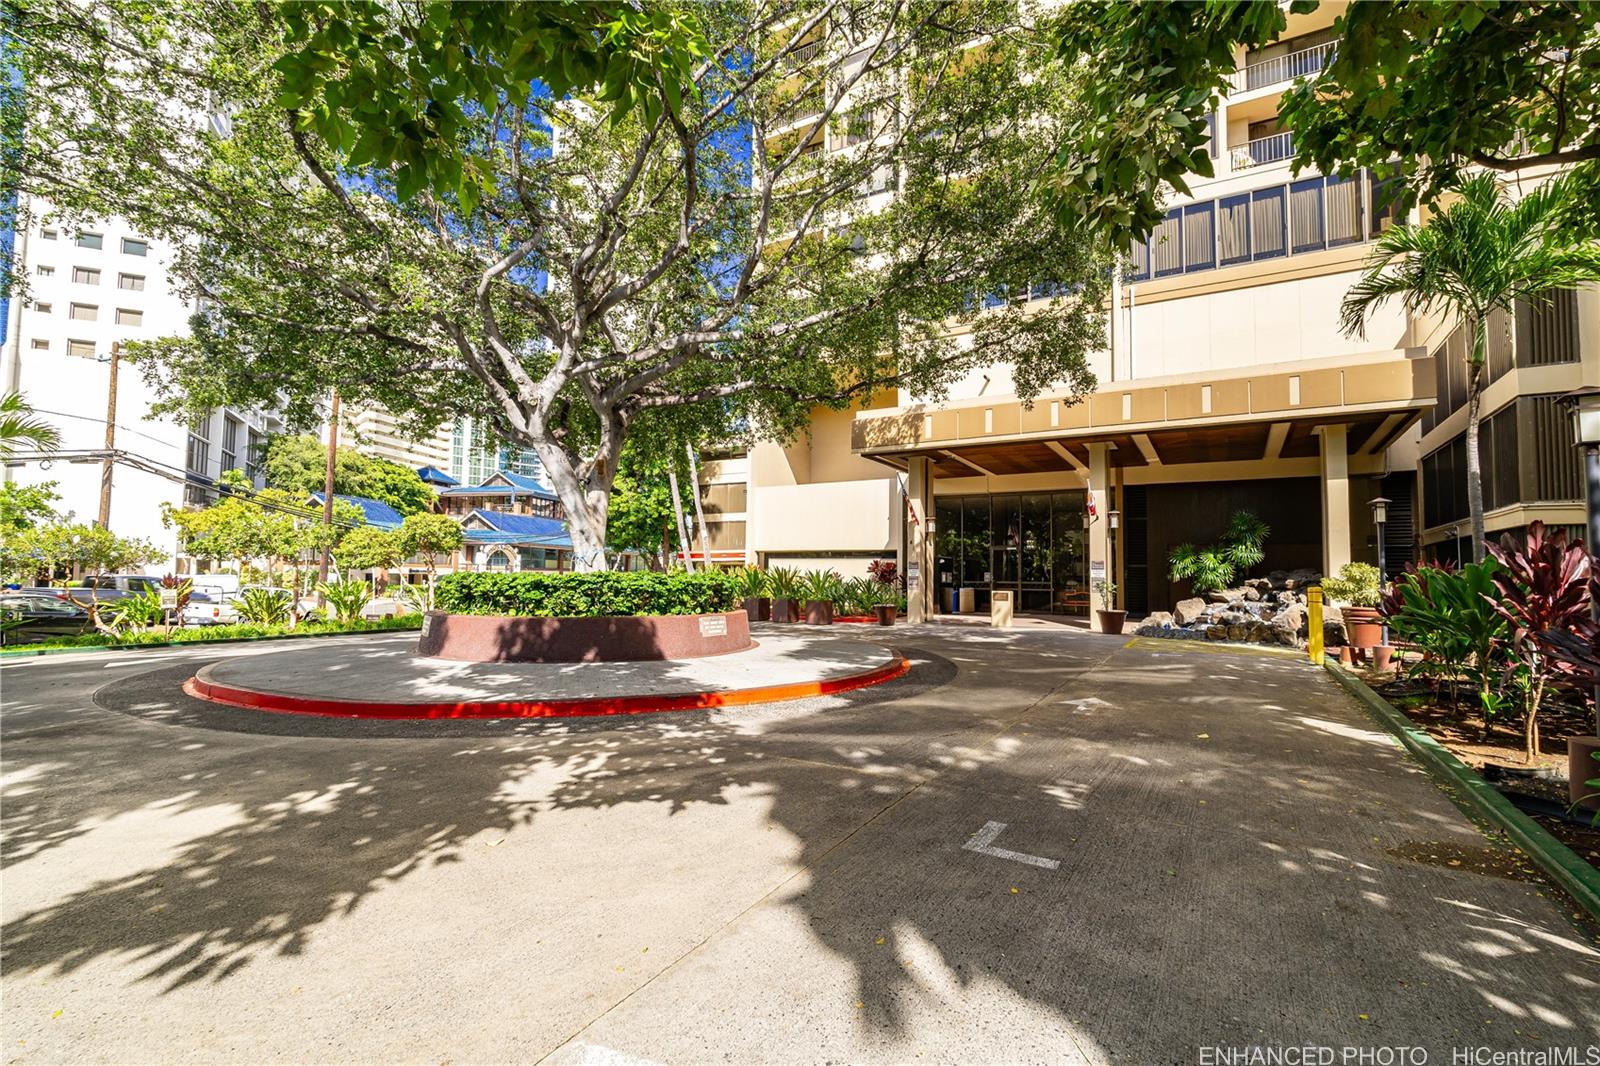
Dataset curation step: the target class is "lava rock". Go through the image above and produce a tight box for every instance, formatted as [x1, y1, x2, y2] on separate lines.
[1174, 597, 1207, 626]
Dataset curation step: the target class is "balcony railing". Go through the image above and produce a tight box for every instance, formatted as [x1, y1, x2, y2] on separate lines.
[1231, 130, 1294, 170]
[1228, 39, 1337, 93]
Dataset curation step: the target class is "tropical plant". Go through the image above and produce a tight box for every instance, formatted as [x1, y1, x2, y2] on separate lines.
[236, 587, 292, 626]
[735, 567, 769, 600]
[1341, 172, 1600, 561]
[1487, 521, 1592, 761]
[767, 568, 803, 602]
[0, 392, 61, 460]
[1320, 562, 1382, 609]
[105, 589, 165, 633]
[867, 559, 899, 589]
[839, 578, 879, 617]
[1381, 561, 1508, 717]
[800, 569, 845, 607]
[1168, 510, 1271, 593]
[395, 582, 432, 615]
[317, 578, 373, 626]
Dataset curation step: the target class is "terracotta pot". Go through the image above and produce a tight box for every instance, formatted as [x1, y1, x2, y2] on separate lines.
[874, 603, 897, 626]
[1096, 609, 1127, 634]
[1339, 645, 1354, 665]
[742, 595, 772, 622]
[1372, 645, 1396, 672]
[771, 597, 801, 623]
[1569, 734, 1600, 813]
[805, 599, 834, 625]
[1343, 605, 1383, 648]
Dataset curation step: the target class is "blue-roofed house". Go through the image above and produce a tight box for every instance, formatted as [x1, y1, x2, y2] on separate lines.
[415, 465, 459, 488]
[438, 470, 564, 521]
[456, 508, 573, 572]
[307, 492, 406, 530]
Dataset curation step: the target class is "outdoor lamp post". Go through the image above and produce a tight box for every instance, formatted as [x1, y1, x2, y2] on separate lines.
[1562, 386, 1600, 739]
[1107, 510, 1120, 610]
[1369, 496, 1391, 646]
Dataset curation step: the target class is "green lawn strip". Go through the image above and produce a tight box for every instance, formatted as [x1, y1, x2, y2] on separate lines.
[0, 618, 422, 658]
[1323, 660, 1600, 923]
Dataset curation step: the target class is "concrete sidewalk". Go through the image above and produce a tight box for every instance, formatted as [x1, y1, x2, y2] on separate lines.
[2, 629, 1597, 1063]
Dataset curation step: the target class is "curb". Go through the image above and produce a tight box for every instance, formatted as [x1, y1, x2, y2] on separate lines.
[1323, 660, 1600, 922]
[0, 624, 422, 660]
[184, 654, 912, 720]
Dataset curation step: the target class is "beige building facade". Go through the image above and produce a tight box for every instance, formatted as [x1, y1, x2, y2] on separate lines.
[725, 3, 1598, 627]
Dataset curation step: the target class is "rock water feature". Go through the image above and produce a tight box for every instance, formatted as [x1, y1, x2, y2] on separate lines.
[1134, 569, 1348, 649]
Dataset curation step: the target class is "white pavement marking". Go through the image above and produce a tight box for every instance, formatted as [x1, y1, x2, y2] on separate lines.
[962, 820, 1061, 870]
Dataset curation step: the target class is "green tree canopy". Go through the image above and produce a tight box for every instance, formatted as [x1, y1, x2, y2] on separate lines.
[164, 489, 366, 573]
[261, 434, 435, 516]
[1048, 0, 1600, 247]
[9, 0, 1109, 569]
[0, 480, 63, 535]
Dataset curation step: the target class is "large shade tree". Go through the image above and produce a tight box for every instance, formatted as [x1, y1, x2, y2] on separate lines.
[1340, 172, 1600, 561]
[8, 0, 1109, 569]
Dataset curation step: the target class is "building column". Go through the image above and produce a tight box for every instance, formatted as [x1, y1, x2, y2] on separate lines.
[1088, 443, 1113, 630]
[907, 455, 934, 623]
[1318, 424, 1352, 578]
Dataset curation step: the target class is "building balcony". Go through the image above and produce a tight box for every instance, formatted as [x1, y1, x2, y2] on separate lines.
[1230, 130, 1294, 171]
[1227, 39, 1337, 94]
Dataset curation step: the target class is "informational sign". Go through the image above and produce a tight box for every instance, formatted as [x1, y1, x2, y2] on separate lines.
[699, 614, 728, 637]
[906, 561, 921, 590]
[421, 614, 434, 638]
[159, 589, 179, 610]
[1090, 561, 1107, 582]
[983, 571, 993, 583]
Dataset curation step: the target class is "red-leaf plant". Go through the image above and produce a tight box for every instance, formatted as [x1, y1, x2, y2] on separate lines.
[1487, 521, 1592, 761]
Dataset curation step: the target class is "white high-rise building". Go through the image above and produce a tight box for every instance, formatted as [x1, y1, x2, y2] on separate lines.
[449, 417, 545, 487]
[1, 197, 283, 571]
[341, 403, 452, 473]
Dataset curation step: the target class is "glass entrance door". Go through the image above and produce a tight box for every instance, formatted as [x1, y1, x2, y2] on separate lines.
[932, 491, 1088, 616]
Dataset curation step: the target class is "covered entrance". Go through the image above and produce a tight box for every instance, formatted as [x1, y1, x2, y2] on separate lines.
[933, 491, 1089, 616]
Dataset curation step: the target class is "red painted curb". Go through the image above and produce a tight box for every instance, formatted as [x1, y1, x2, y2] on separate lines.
[182, 655, 911, 721]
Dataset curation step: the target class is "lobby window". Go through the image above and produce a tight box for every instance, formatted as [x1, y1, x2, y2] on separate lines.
[118, 273, 145, 291]
[67, 339, 95, 359]
[75, 231, 103, 249]
[69, 302, 98, 321]
[115, 307, 143, 327]
[72, 266, 101, 285]
[121, 238, 148, 256]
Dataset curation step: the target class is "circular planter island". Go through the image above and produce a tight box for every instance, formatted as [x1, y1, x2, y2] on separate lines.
[415, 609, 752, 663]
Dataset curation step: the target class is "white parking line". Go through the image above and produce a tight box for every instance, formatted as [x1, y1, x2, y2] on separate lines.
[962, 820, 1060, 870]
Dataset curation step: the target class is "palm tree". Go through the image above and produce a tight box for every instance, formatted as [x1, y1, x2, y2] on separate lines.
[0, 391, 61, 460]
[1341, 172, 1600, 562]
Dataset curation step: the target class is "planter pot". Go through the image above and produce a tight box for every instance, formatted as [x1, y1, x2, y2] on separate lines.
[1339, 645, 1354, 666]
[1096, 609, 1127, 634]
[742, 595, 772, 622]
[874, 603, 898, 627]
[805, 599, 834, 625]
[1343, 606, 1383, 649]
[1372, 645, 1396, 672]
[1569, 734, 1600, 813]
[771, 598, 801, 624]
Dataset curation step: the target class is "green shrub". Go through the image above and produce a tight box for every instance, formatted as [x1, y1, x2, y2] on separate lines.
[237, 587, 291, 625]
[432, 570, 743, 618]
[767, 567, 802, 600]
[1, 614, 424, 653]
[735, 566, 769, 599]
[318, 578, 373, 625]
[1321, 562, 1381, 607]
[1168, 510, 1271, 593]
[1381, 560, 1507, 716]
[799, 569, 844, 605]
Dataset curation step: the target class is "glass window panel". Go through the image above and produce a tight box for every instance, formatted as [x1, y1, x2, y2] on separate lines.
[1250, 186, 1286, 260]
[75, 231, 103, 249]
[1218, 194, 1251, 265]
[960, 498, 990, 586]
[1152, 208, 1183, 277]
[1127, 237, 1151, 281]
[1182, 202, 1216, 272]
[1326, 173, 1363, 246]
[1289, 177, 1325, 253]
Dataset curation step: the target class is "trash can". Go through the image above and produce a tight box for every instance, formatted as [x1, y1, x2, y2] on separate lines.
[947, 587, 962, 614]
[991, 589, 1013, 628]
[958, 587, 976, 614]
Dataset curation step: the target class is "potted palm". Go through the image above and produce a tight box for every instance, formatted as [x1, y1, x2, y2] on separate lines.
[867, 560, 899, 625]
[801, 569, 840, 625]
[737, 566, 771, 622]
[1094, 578, 1125, 634]
[768, 567, 803, 623]
[1321, 562, 1384, 658]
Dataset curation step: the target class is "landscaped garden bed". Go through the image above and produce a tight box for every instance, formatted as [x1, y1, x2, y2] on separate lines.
[0, 614, 425, 655]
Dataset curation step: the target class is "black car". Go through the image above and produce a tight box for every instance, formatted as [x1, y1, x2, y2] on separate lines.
[0, 592, 92, 645]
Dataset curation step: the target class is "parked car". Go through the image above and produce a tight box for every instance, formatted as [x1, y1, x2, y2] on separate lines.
[0, 592, 92, 645]
[62, 574, 165, 605]
[181, 588, 237, 626]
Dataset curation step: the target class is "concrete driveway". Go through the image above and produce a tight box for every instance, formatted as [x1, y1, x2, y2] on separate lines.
[2, 628, 1597, 1064]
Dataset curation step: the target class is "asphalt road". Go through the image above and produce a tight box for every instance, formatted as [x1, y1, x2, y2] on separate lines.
[3, 628, 1598, 1064]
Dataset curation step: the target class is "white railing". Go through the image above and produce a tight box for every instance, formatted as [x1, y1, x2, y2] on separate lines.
[1228, 40, 1337, 93]
[1230, 130, 1294, 171]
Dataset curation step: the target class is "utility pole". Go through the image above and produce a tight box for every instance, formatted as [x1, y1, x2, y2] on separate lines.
[318, 388, 340, 586]
[686, 442, 713, 571]
[96, 342, 121, 529]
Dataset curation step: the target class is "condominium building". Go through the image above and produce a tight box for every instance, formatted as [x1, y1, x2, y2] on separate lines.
[341, 403, 452, 473]
[742, 2, 1599, 626]
[449, 416, 546, 488]
[1, 198, 283, 569]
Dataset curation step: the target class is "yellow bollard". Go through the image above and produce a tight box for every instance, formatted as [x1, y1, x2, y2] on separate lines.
[1307, 584, 1324, 665]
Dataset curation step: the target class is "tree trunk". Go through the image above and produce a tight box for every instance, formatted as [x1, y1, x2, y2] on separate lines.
[667, 463, 693, 572]
[1464, 317, 1488, 563]
[686, 442, 713, 571]
[529, 435, 617, 572]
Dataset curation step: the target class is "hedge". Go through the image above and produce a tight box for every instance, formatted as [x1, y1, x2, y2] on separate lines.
[434, 570, 743, 618]
[1, 614, 424, 653]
